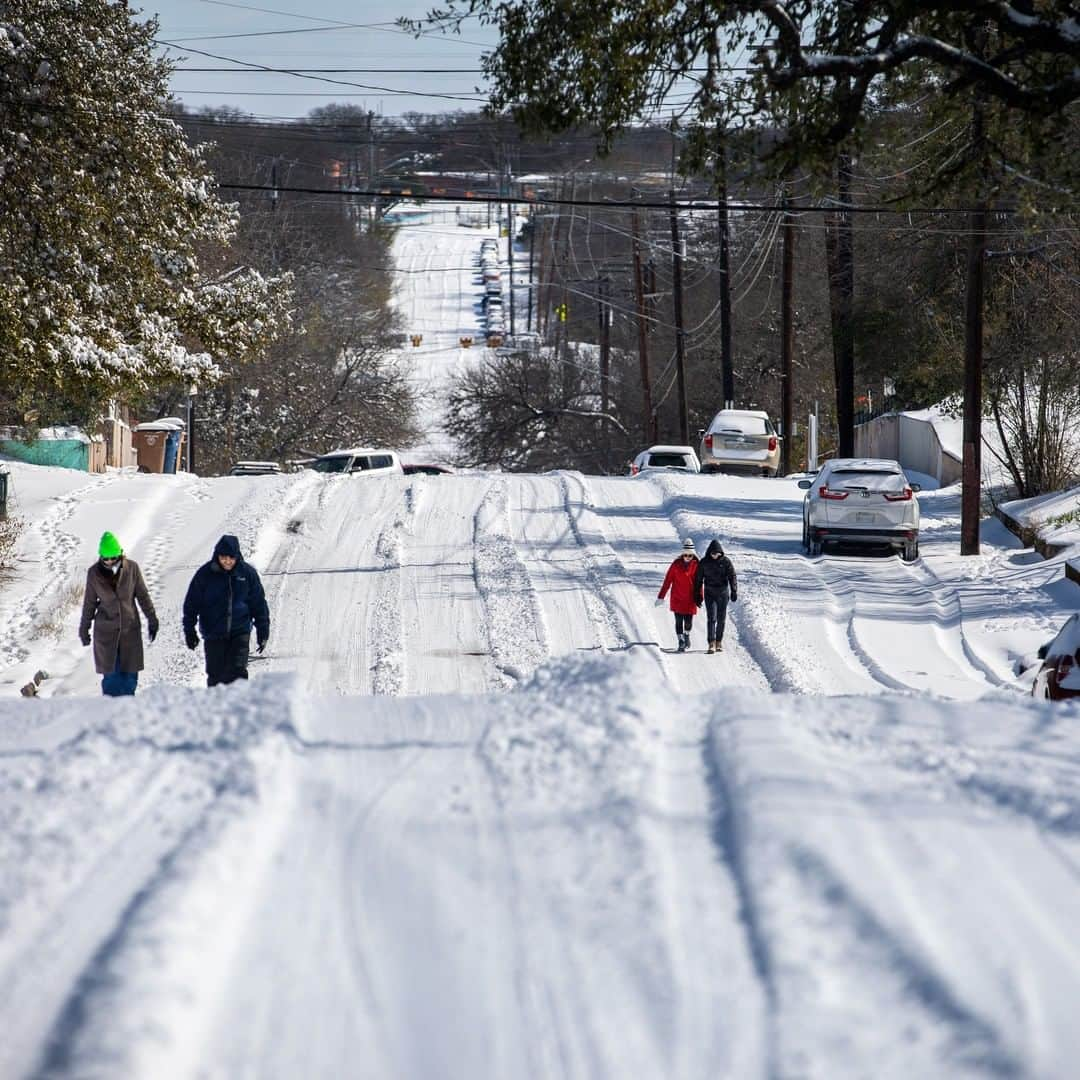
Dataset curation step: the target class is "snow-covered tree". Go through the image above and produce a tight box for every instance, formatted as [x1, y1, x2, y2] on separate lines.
[0, 0, 291, 423]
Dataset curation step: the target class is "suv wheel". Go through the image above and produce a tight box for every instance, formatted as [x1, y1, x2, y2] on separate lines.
[808, 536, 822, 557]
[902, 539, 919, 563]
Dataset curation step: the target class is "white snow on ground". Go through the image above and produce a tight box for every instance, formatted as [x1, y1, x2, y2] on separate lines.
[2, 209, 1080, 1079]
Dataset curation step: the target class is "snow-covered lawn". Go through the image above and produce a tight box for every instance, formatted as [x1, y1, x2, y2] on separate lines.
[2, 457, 1080, 1078]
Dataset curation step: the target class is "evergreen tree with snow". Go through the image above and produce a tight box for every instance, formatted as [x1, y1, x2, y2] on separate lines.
[0, 0, 292, 424]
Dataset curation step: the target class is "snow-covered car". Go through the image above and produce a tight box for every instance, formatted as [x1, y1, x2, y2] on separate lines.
[798, 457, 921, 561]
[629, 445, 702, 475]
[1031, 614, 1080, 701]
[699, 409, 780, 476]
[228, 460, 282, 476]
[309, 448, 404, 476]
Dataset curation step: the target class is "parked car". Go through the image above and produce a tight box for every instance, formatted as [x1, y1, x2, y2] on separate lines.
[629, 445, 702, 475]
[699, 409, 780, 476]
[403, 463, 455, 476]
[1031, 614, 1080, 700]
[308, 448, 404, 475]
[229, 460, 282, 476]
[798, 457, 921, 561]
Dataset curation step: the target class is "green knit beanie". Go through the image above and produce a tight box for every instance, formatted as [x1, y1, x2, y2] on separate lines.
[99, 531, 123, 559]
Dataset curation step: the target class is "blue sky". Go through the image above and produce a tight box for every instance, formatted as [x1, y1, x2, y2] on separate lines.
[142, 0, 500, 120]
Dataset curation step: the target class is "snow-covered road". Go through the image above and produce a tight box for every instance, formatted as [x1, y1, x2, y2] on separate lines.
[2, 460, 1080, 1078]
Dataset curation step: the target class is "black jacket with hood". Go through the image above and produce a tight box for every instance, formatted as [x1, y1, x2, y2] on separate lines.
[694, 539, 738, 602]
[182, 534, 270, 642]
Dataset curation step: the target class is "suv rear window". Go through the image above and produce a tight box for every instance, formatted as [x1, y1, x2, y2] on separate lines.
[710, 414, 770, 435]
[827, 469, 905, 492]
[647, 453, 692, 468]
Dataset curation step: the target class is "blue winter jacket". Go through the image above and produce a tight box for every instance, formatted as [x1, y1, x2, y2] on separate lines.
[182, 535, 270, 642]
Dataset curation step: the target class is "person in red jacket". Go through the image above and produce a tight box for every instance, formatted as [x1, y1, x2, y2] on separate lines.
[657, 537, 700, 652]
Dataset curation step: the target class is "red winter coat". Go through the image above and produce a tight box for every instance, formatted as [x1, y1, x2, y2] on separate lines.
[658, 556, 700, 615]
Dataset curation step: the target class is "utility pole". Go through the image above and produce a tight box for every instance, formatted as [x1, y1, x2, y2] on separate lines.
[186, 385, 197, 474]
[716, 131, 734, 407]
[506, 167, 516, 337]
[962, 31, 990, 556]
[669, 192, 690, 444]
[631, 212, 655, 443]
[598, 276, 611, 416]
[825, 153, 856, 456]
[527, 206, 536, 332]
[559, 174, 577, 385]
[780, 194, 796, 476]
[962, 204, 988, 554]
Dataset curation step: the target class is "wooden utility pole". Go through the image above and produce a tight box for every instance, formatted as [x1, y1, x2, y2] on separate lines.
[716, 133, 734, 407]
[506, 175, 516, 338]
[961, 206, 988, 555]
[598, 277, 611, 416]
[780, 196, 796, 476]
[825, 154, 855, 456]
[527, 207, 536, 332]
[961, 28, 990, 557]
[669, 192, 690, 444]
[631, 212, 655, 443]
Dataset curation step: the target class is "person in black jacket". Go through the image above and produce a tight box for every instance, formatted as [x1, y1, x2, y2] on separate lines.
[694, 538, 738, 654]
[182, 534, 270, 686]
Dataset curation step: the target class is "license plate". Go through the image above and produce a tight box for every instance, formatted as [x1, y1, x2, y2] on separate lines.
[725, 441, 744, 449]
[855, 512, 875, 523]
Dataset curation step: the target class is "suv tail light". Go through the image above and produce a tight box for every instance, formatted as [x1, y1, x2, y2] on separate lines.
[704, 433, 713, 451]
[819, 485, 849, 500]
[884, 487, 913, 502]
[768, 436, 777, 452]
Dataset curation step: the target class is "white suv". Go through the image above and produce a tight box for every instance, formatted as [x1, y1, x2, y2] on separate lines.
[798, 458, 921, 561]
[699, 409, 780, 476]
[309, 448, 404, 475]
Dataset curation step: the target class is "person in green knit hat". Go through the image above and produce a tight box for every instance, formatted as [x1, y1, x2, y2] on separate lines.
[78, 531, 158, 696]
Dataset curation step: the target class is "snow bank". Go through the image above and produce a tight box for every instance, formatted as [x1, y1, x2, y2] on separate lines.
[1000, 485, 1080, 554]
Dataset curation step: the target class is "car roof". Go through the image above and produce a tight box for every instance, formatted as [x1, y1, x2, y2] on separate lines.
[823, 457, 903, 471]
[318, 447, 395, 458]
[642, 444, 696, 455]
[709, 409, 768, 418]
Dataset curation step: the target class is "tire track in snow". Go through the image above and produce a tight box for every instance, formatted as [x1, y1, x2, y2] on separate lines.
[473, 480, 548, 688]
[369, 481, 418, 695]
[810, 554, 1001, 698]
[509, 475, 614, 657]
[704, 706, 1025, 1079]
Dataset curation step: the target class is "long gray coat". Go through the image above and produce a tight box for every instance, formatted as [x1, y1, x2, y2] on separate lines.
[79, 558, 158, 674]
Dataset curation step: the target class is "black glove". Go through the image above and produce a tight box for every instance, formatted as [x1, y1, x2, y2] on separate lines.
[256, 636, 268, 654]
[730, 593, 738, 603]
[185, 629, 200, 650]
[148, 620, 158, 643]
[79, 631, 91, 647]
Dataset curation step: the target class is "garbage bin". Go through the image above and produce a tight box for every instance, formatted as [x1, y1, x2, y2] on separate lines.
[132, 424, 169, 473]
[163, 428, 181, 474]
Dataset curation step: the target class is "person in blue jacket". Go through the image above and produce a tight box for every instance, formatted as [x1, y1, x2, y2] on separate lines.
[182, 534, 270, 686]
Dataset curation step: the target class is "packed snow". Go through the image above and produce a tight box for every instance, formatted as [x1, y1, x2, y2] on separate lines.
[2, 207, 1079, 1079]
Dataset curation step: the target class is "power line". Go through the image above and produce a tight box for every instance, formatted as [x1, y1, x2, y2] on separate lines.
[154, 38, 490, 102]
[217, 182, 1041, 217]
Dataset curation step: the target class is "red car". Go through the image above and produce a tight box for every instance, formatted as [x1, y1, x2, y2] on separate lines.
[1032, 614, 1080, 701]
